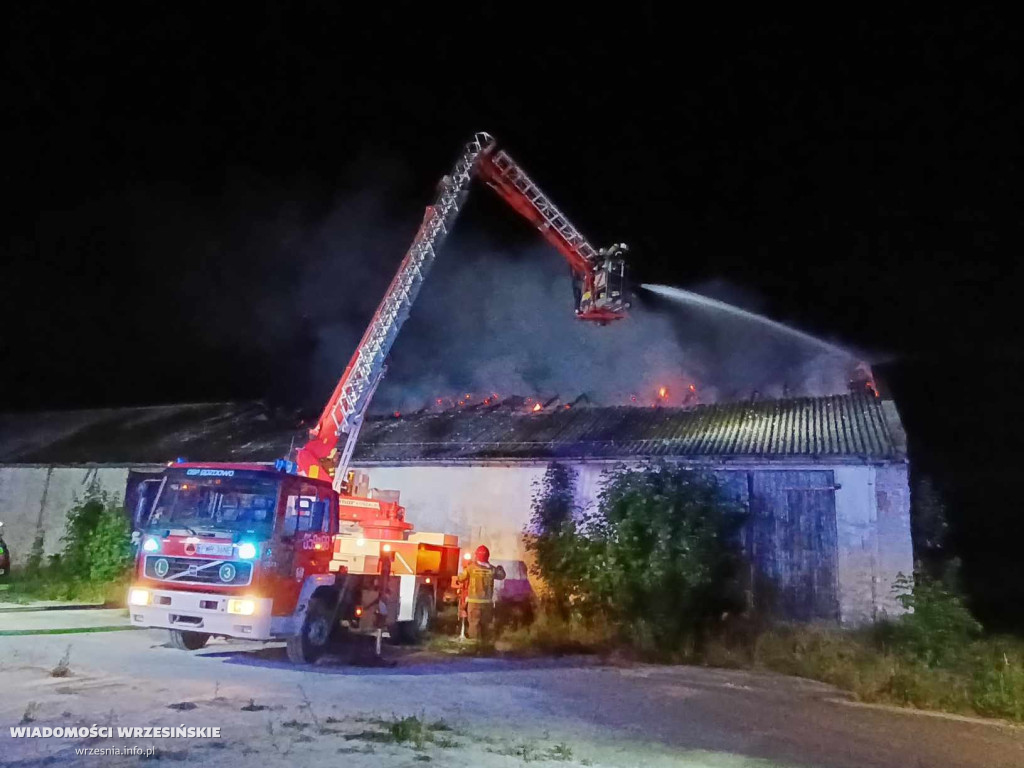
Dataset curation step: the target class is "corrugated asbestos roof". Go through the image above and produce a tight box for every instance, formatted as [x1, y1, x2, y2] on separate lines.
[0, 392, 904, 465]
[355, 392, 905, 462]
[0, 403, 297, 464]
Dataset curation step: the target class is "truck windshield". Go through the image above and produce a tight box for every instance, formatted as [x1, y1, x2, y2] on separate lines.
[146, 477, 279, 537]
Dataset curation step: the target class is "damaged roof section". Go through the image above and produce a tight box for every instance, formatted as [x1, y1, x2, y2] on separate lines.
[0, 392, 905, 465]
[357, 392, 905, 463]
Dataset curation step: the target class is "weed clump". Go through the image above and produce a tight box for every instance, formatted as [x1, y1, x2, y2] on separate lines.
[50, 646, 72, 678]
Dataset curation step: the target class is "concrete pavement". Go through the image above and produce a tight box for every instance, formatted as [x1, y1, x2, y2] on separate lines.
[1, 630, 1021, 767]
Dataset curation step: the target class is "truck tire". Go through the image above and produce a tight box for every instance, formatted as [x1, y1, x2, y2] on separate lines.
[286, 596, 332, 664]
[395, 589, 434, 644]
[169, 629, 210, 650]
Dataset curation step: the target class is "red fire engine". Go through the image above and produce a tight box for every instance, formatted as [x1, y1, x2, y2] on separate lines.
[126, 132, 629, 663]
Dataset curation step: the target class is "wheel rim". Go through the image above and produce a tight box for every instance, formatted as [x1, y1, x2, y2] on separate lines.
[308, 616, 330, 646]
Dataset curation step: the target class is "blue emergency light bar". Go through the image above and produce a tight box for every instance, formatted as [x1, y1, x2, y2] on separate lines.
[274, 459, 298, 475]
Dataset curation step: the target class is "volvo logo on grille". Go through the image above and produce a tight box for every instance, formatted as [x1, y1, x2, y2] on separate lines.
[218, 563, 237, 583]
[153, 558, 170, 578]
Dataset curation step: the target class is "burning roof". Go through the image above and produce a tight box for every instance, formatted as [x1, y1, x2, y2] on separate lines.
[0, 392, 905, 466]
[355, 391, 904, 463]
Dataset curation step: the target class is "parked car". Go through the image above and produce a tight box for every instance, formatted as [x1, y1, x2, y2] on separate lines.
[492, 558, 534, 629]
[0, 521, 10, 580]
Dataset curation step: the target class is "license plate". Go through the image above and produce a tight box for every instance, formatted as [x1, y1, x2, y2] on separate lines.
[197, 543, 233, 557]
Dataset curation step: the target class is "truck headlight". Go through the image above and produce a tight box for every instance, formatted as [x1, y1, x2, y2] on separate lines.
[236, 542, 257, 560]
[142, 537, 160, 553]
[227, 598, 256, 616]
[129, 588, 150, 606]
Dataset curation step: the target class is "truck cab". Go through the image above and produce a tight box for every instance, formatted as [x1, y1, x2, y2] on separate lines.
[129, 462, 461, 663]
[128, 463, 338, 651]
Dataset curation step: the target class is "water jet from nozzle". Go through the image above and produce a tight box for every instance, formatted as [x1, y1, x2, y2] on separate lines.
[641, 283, 853, 358]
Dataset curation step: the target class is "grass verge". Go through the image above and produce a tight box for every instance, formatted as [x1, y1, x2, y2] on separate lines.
[1, 569, 130, 607]
[488, 609, 1024, 723]
[495, 611, 617, 657]
[742, 624, 1024, 722]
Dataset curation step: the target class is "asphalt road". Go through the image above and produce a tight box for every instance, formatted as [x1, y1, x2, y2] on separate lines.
[1, 626, 1022, 767]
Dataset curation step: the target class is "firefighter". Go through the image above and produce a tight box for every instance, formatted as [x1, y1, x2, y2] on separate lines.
[456, 545, 505, 643]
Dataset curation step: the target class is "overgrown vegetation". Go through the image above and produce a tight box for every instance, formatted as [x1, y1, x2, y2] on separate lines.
[524, 463, 580, 619]
[7, 485, 132, 604]
[745, 574, 1024, 721]
[525, 461, 746, 654]
[515, 462, 1024, 722]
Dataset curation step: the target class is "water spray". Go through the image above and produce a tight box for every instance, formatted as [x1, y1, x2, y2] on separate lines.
[640, 283, 854, 358]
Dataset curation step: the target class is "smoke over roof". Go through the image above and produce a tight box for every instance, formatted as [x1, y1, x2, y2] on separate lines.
[303, 231, 866, 414]
[104, 169, 868, 414]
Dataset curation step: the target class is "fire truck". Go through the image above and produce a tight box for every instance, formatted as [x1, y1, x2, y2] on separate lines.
[126, 132, 629, 663]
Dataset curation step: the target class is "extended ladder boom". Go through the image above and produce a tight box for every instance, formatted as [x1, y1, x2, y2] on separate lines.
[295, 132, 629, 486]
[475, 146, 628, 322]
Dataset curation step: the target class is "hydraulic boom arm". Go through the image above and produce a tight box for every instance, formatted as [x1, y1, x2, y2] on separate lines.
[475, 144, 629, 323]
[295, 132, 629, 487]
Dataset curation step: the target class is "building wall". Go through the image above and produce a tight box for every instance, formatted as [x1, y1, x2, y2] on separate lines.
[358, 461, 913, 625]
[0, 466, 130, 567]
[0, 460, 913, 626]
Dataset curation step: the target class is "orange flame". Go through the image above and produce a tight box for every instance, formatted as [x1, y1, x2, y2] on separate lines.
[532, 403, 542, 412]
[658, 387, 668, 398]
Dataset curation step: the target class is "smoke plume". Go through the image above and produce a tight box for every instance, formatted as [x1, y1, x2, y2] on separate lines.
[298, 199, 865, 412]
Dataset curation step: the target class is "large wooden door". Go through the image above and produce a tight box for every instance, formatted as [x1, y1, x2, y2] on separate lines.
[747, 471, 839, 621]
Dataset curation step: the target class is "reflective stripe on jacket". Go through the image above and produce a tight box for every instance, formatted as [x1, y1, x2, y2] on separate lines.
[457, 561, 504, 604]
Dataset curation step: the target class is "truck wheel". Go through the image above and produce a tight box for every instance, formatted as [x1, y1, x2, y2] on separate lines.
[169, 629, 210, 650]
[396, 589, 434, 644]
[286, 597, 332, 664]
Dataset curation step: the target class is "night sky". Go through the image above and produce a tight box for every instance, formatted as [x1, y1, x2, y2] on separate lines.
[3, 7, 1022, 626]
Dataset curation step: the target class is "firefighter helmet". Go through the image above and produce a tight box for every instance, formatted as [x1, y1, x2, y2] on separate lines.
[475, 545, 490, 563]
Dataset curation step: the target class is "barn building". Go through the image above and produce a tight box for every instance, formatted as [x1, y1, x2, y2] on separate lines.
[0, 392, 912, 625]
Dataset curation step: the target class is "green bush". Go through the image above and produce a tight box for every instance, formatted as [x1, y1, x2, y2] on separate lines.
[8, 485, 132, 603]
[526, 462, 747, 653]
[61, 486, 133, 583]
[888, 572, 982, 667]
[525, 464, 588, 618]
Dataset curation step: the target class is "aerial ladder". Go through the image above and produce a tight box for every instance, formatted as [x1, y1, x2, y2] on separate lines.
[294, 132, 630, 488]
